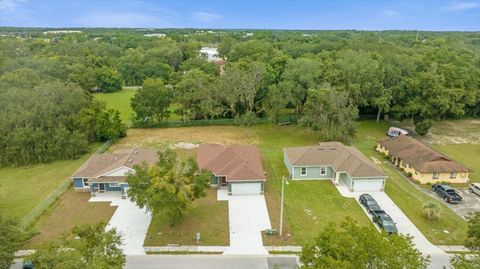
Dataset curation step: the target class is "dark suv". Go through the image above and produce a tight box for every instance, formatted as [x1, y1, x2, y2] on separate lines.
[359, 194, 381, 213]
[372, 210, 398, 234]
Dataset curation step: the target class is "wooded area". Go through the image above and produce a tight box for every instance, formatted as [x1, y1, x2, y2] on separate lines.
[1, 28, 479, 166]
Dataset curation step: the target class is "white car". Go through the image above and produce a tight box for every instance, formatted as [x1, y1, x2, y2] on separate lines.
[469, 183, 480, 196]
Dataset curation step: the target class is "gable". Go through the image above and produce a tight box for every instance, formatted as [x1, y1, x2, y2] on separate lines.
[101, 166, 134, 177]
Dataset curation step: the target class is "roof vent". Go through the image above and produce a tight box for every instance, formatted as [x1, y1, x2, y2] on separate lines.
[114, 156, 118, 160]
[128, 158, 133, 163]
[329, 147, 336, 150]
[134, 149, 139, 154]
[317, 147, 325, 150]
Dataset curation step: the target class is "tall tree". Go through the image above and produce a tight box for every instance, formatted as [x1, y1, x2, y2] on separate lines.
[131, 78, 173, 125]
[451, 212, 480, 268]
[95, 66, 122, 92]
[301, 218, 429, 269]
[0, 216, 31, 269]
[126, 149, 211, 226]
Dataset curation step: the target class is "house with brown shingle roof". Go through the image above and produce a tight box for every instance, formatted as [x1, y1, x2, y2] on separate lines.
[377, 135, 470, 184]
[284, 142, 387, 192]
[71, 148, 158, 193]
[197, 144, 266, 195]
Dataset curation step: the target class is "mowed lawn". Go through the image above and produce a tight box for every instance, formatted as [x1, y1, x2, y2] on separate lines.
[27, 188, 116, 248]
[144, 189, 229, 246]
[94, 87, 182, 125]
[256, 125, 373, 245]
[351, 121, 468, 245]
[0, 143, 100, 219]
[432, 144, 480, 184]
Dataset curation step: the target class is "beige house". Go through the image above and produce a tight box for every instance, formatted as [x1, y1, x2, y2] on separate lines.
[377, 135, 470, 184]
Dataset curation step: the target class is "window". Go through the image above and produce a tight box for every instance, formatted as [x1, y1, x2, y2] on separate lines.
[109, 183, 118, 187]
[301, 167, 307, 176]
[432, 172, 439, 179]
[82, 178, 89, 187]
[450, 171, 457, 179]
[320, 167, 326, 175]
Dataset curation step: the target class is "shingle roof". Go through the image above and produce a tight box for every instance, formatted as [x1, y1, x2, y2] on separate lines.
[378, 135, 469, 173]
[284, 142, 386, 177]
[197, 144, 266, 181]
[72, 148, 158, 178]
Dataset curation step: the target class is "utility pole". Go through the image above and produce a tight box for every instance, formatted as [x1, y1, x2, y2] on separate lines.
[279, 176, 285, 236]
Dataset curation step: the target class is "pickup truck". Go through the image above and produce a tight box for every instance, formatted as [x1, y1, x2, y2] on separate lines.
[432, 184, 462, 204]
[371, 210, 398, 234]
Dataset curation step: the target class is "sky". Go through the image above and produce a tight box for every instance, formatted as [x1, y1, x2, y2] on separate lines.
[0, 0, 479, 31]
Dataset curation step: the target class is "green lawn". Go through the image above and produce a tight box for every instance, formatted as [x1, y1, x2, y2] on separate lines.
[256, 125, 373, 245]
[351, 121, 468, 245]
[144, 189, 229, 246]
[94, 87, 182, 125]
[433, 144, 480, 184]
[0, 143, 100, 219]
[94, 87, 137, 124]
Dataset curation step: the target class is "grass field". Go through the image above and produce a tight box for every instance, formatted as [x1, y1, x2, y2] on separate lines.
[27, 188, 116, 248]
[351, 121, 468, 245]
[94, 87, 182, 125]
[433, 144, 480, 184]
[0, 143, 100, 219]
[144, 189, 229, 246]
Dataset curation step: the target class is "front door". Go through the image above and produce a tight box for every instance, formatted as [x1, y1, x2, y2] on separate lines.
[99, 183, 105, 192]
[221, 177, 227, 186]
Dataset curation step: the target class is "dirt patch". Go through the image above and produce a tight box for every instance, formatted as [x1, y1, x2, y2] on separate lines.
[113, 126, 259, 150]
[414, 120, 480, 145]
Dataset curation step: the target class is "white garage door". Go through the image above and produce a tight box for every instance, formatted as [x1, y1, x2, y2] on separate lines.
[231, 182, 262, 195]
[352, 179, 384, 192]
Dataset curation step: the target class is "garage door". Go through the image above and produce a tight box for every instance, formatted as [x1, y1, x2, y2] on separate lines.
[352, 179, 384, 192]
[231, 183, 262, 195]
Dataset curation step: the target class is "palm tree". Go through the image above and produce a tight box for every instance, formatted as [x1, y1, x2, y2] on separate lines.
[422, 201, 442, 220]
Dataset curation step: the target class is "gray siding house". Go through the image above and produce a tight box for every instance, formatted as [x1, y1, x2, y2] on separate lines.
[71, 148, 158, 194]
[284, 142, 387, 192]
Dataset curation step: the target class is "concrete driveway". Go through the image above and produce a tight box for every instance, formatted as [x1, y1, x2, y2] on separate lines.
[220, 190, 271, 255]
[433, 188, 480, 218]
[89, 193, 152, 255]
[335, 186, 451, 269]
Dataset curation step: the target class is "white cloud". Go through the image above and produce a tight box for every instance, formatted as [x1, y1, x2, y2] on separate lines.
[192, 11, 222, 23]
[384, 10, 400, 17]
[443, 1, 479, 11]
[74, 12, 173, 28]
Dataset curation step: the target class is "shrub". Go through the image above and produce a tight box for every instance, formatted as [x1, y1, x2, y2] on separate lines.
[422, 201, 443, 220]
[234, 111, 257, 127]
[406, 172, 413, 177]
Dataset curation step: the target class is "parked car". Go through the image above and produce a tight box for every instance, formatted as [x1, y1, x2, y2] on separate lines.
[359, 193, 381, 213]
[387, 127, 409, 137]
[432, 184, 462, 203]
[371, 210, 398, 234]
[469, 183, 480, 196]
[22, 260, 34, 269]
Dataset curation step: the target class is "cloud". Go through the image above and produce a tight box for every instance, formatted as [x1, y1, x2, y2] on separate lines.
[192, 11, 222, 23]
[74, 12, 173, 28]
[0, 0, 29, 17]
[384, 10, 400, 17]
[443, 1, 479, 11]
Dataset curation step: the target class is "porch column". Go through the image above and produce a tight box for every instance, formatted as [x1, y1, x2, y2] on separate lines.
[334, 172, 340, 185]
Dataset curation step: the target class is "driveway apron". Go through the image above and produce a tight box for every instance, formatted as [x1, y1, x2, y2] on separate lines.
[223, 195, 271, 255]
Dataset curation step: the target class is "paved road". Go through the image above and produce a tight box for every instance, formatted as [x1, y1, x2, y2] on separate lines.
[335, 185, 451, 269]
[125, 255, 298, 269]
[222, 192, 271, 255]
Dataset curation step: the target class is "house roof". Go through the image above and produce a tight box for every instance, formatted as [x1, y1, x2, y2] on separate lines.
[378, 135, 469, 173]
[197, 144, 266, 181]
[72, 148, 158, 178]
[284, 142, 386, 178]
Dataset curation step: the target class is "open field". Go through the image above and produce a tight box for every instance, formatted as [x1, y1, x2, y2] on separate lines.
[94, 87, 137, 124]
[0, 143, 100, 219]
[94, 87, 182, 125]
[27, 188, 116, 248]
[424, 119, 480, 145]
[352, 121, 468, 245]
[144, 189, 229, 246]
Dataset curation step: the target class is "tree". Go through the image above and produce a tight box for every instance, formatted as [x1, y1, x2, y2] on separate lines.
[301, 218, 429, 269]
[95, 66, 122, 92]
[422, 201, 442, 220]
[414, 119, 434, 136]
[300, 87, 358, 142]
[131, 78, 173, 125]
[29, 222, 125, 269]
[451, 212, 480, 268]
[0, 216, 31, 269]
[126, 149, 211, 226]
[180, 57, 219, 76]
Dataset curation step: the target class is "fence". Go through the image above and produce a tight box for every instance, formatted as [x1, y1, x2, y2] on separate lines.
[133, 116, 296, 129]
[20, 180, 71, 229]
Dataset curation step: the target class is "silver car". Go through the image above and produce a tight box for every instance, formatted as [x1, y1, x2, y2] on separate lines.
[469, 183, 480, 196]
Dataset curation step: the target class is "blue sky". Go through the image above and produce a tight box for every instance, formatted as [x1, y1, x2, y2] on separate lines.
[1, 0, 479, 30]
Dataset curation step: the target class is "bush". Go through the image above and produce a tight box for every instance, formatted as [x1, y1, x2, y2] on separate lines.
[414, 119, 434, 136]
[406, 172, 413, 177]
[234, 111, 257, 127]
[422, 201, 443, 220]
